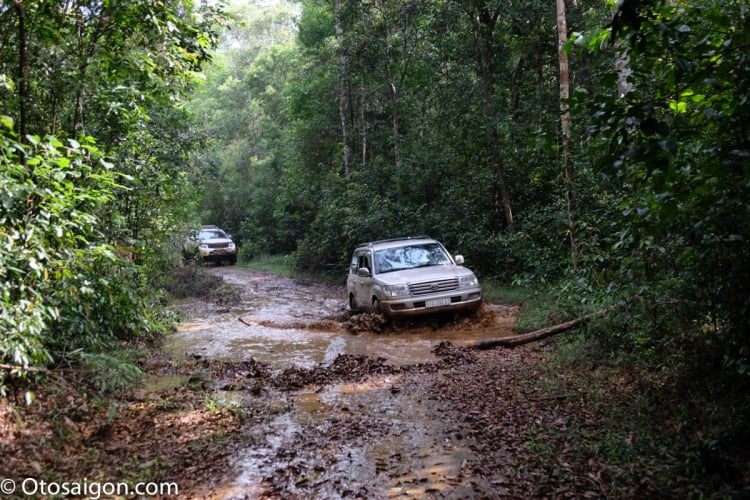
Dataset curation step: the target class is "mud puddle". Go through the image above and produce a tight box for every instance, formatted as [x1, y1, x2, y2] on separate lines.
[168, 266, 515, 497]
[225, 375, 481, 498]
[167, 266, 516, 369]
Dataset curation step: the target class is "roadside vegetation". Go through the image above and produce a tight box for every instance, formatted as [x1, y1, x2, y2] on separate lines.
[1, 0, 748, 496]
[0, 1, 226, 389]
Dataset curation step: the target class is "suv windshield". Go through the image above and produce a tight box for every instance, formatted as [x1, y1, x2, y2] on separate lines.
[199, 230, 226, 240]
[374, 243, 452, 274]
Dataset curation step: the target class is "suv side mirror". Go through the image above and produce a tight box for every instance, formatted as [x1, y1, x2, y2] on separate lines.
[454, 255, 465, 265]
[357, 267, 371, 277]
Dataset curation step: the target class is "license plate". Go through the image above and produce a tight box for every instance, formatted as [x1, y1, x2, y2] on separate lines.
[426, 298, 451, 308]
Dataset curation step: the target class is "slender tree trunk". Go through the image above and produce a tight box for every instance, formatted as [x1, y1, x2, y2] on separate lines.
[335, 0, 352, 176]
[380, 7, 400, 169]
[557, 0, 579, 267]
[615, 48, 633, 97]
[73, 6, 87, 135]
[387, 77, 400, 167]
[510, 56, 524, 122]
[612, 3, 634, 97]
[14, 0, 28, 143]
[359, 80, 367, 165]
[469, 6, 513, 230]
[71, 3, 108, 136]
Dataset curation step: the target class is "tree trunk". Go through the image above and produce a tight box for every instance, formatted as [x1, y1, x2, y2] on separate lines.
[14, 0, 28, 143]
[387, 76, 400, 167]
[73, 6, 87, 135]
[71, 4, 110, 136]
[557, 0, 579, 268]
[359, 80, 367, 166]
[612, 2, 634, 97]
[335, 0, 352, 176]
[472, 316, 586, 349]
[468, 5, 513, 230]
[510, 56, 524, 123]
[471, 297, 638, 349]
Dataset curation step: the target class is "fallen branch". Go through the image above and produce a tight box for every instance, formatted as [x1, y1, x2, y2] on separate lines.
[0, 364, 44, 372]
[471, 297, 637, 350]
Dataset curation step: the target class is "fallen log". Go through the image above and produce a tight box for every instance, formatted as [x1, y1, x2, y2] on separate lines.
[472, 298, 636, 350]
[472, 316, 587, 349]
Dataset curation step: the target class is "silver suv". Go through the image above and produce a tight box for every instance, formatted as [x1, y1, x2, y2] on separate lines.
[347, 236, 482, 318]
[183, 225, 237, 265]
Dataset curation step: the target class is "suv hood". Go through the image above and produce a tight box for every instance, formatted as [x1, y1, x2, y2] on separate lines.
[374, 265, 473, 285]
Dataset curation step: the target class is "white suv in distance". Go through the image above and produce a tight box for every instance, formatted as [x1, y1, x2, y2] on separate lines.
[347, 236, 482, 318]
[183, 225, 237, 265]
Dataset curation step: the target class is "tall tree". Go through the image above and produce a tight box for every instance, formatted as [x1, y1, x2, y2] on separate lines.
[458, 0, 514, 231]
[335, 0, 352, 175]
[12, 0, 27, 141]
[557, 0, 578, 267]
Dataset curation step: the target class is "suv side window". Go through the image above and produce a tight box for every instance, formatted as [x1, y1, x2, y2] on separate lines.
[357, 254, 371, 274]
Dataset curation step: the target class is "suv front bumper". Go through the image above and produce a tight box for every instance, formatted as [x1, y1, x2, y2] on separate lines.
[198, 249, 237, 262]
[380, 288, 482, 317]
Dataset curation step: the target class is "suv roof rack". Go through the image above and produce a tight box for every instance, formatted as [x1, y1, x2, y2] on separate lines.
[357, 235, 432, 247]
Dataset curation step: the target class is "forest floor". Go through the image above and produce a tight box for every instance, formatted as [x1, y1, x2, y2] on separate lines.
[1, 267, 747, 498]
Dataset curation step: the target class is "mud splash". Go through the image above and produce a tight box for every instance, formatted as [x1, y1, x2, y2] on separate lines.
[168, 266, 516, 497]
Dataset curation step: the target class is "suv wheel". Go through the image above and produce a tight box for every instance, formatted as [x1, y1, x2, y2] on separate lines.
[372, 297, 382, 314]
[349, 294, 359, 313]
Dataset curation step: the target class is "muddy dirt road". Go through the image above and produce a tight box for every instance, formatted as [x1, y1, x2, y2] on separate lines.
[169, 266, 516, 369]
[168, 266, 519, 498]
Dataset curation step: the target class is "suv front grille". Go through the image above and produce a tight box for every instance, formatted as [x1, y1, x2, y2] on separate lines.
[409, 279, 458, 296]
[208, 242, 229, 249]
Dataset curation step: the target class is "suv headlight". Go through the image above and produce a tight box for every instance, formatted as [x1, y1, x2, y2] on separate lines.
[199, 243, 209, 249]
[228, 243, 235, 249]
[459, 274, 478, 288]
[383, 284, 409, 298]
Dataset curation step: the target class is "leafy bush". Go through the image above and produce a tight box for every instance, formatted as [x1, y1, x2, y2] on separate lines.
[0, 121, 166, 384]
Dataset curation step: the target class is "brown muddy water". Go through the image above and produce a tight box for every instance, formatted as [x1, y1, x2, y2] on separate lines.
[166, 266, 516, 498]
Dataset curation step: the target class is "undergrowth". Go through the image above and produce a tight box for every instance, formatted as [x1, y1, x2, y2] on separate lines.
[539, 330, 750, 498]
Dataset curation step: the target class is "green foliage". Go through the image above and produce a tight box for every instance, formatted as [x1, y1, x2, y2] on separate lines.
[193, 0, 572, 283]
[0, 128, 114, 369]
[0, 0, 227, 387]
[69, 350, 145, 394]
[187, 2, 299, 246]
[0, 124, 173, 378]
[578, 0, 750, 370]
